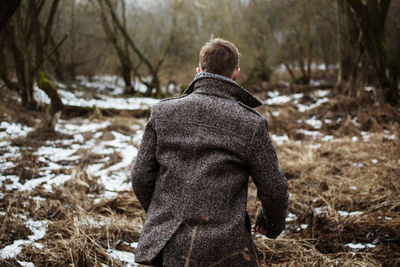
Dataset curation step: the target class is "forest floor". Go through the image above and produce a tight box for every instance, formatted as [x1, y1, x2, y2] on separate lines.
[0, 77, 399, 267]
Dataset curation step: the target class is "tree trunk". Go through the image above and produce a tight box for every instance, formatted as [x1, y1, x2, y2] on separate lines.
[346, 0, 399, 105]
[3, 21, 37, 109]
[31, 0, 63, 117]
[121, 62, 134, 94]
[0, 39, 19, 92]
[337, 0, 361, 90]
[37, 70, 63, 115]
[98, 2, 135, 95]
[0, 0, 21, 33]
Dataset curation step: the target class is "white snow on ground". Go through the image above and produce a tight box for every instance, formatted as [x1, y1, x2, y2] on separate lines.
[298, 129, 323, 138]
[313, 207, 364, 218]
[77, 75, 126, 95]
[300, 224, 308, 230]
[89, 130, 139, 198]
[36, 146, 79, 162]
[263, 90, 330, 112]
[0, 121, 33, 139]
[296, 97, 329, 112]
[264, 91, 291, 105]
[345, 243, 376, 250]
[361, 131, 374, 141]
[315, 90, 330, 97]
[77, 75, 152, 95]
[33, 76, 160, 111]
[58, 89, 159, 110]
[321, 135, 334, 142]
[271, 134, 289, 145]
[0, 219, 48, 259]
[338, 211, 363, 217]
[17, 261, 35, 267]
[56, 119, 110, 135]
[0, 116, 145, 196]
[106, 249, 139, 267]
[351, 162, 364, 168]
[33, 85, 51, 103]
[304, 116, 323, 129]
[34, 86, 159, 110]
[314, 206, 328, 215]
[286, 213, 297, 223]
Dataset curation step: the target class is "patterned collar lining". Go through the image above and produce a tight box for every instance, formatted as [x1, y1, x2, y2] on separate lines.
[195, 72, 236, 84]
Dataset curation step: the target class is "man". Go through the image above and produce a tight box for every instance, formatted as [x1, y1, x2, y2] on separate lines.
[131, 38, 288, 266]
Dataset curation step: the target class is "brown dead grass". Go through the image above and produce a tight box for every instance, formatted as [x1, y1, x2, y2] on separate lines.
[247, 128, 400, 266]
[0, 258, 24, 267]
[1, 85, 399, 266]
[106, 116, 139, 136]
[0, 215, 32, 248]
[9, 167, 144, 266]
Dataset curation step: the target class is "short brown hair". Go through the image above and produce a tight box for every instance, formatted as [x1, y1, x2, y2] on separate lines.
[199, 38, 240, 78]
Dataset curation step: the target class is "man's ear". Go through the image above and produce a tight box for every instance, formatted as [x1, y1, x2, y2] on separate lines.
[196, 67, 202, 74]
[232, 67, 240, 81]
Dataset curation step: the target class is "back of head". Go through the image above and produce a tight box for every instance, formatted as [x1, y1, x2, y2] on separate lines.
[199, 38, 240, 78]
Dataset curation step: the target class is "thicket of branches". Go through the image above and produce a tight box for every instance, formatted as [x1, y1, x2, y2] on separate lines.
[1, 0, 399, 105]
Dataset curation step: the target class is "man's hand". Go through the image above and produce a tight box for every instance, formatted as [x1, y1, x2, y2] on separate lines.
[251, 224, 266, 235]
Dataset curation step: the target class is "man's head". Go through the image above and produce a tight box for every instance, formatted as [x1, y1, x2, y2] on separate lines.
[197, 38, 240, 81]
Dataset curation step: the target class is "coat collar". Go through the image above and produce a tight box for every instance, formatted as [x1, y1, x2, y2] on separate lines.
[182, 73, 262, 108]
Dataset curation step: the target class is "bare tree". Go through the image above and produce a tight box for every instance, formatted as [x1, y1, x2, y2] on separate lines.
[98, 0, 136, 94]
[97, 0, 183, 97]
[0, 0, 66, 130]
[345, 0, 399, 105]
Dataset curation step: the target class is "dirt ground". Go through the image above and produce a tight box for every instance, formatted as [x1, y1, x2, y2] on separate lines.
[0, 83, 399, 266]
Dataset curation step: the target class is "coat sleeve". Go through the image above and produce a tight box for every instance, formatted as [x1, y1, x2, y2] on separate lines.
[249, 118, 288, 238]
[131, 112, 159, 212]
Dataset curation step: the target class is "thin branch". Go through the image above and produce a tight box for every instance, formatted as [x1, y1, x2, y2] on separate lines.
[46, 32, 70, 60]
[43, 0, 61, 48]
[155, 0, 184, 72]
[101, 0, 155, 73]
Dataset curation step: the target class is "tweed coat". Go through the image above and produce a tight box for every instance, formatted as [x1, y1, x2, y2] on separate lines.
[131, 73, 288, 266]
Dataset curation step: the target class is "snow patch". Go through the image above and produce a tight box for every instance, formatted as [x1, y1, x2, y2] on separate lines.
[321, 135, 334, 142]
[286, 212, 297, 222]
[345, 243, 376, 250]
[271, 134, 289, 145]
[361, 131, 373, 141]
[106, 249, 139, 267]
[305, 117, 322, 129]
[338, 211, 363, 217]
[297, 97, 329, 112]
[0, 121, 33, 139]
[316, 90, 330, 97]
[264, 91, 291, 105]
[0, 219, 48, 259]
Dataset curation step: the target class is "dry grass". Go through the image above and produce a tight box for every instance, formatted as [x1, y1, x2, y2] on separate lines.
[247, 125, 400, 266]
[0, 215, 32, 248]
[5, 168, 145, 266]
[106, 117, 141, 136]
[1, 85, 399, 266]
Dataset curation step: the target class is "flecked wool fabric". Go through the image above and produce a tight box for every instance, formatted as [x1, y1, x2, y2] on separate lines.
[131, 74, 288, 266]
